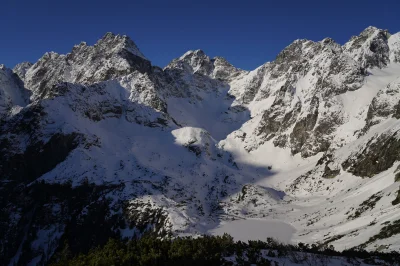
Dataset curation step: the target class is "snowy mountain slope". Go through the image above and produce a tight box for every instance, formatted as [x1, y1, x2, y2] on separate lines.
[2, 26, 400, 265]
[281, 118, 400, 251]
[13, 62, 33, 83]
[161, 50, 250, 140]
[219, 26, 400, 250]
[217, 27, 400, 252]
[0, 78, 271, 265]
[0, 65, 30, 119]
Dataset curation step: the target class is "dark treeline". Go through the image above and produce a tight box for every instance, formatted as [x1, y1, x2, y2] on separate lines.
[51, 234, 400, 266]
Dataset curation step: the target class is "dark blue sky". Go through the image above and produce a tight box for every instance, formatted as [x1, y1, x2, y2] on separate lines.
[1, 0, 399, 70]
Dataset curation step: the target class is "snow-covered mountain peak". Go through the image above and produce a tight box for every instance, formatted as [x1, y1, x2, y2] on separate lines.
[274, 37, 345, 64]
[72, 41, 87, 50]
[274, 38, 312, 64]
[361, 25, 381, 35]
[179, 49, 206, 59]
[320, 37, 336, 44]
[12, 61, 33, 82]
[343, 26, 391, 68]
[24, 33, 152, 100]
[319, 37, 342, 52]
[166, 49, 245, 82]
[229, 34, 368, 157]
[167, 49, 214, 76]
[212, 56, 246, 81]
[96, 32, 148, 60]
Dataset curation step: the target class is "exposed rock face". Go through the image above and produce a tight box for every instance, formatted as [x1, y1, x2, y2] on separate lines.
[213, 56, 245, 81]
[231, 27, 400, 157]
[240, 37, 364, 156]
[165, 49, 246, 82]
[389, 33, 400, 63]
[342, 130, 400, 178]
[0, 132, 82, 182]
[12, 61, 33, 82]
[343, 26, 390, 68]
[24, 33, 152, 100]
[364, 77, 400, 130]
[169, 50, 215, 76]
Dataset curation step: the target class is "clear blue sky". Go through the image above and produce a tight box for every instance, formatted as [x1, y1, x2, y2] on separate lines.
[1, 0, 399, 70]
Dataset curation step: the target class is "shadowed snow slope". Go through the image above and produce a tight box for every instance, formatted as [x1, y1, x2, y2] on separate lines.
[208, 219, 296, 243]
[2, 26, 400, 265]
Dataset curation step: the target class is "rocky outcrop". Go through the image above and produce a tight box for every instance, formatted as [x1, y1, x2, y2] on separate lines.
[0, 132, 82, 182]
[246, 37, 364, 156]
[389, 33, 400, 63]
[165, 49, 246, 82]
[235, 27, 400, 157]
[13, 61, 33, 82]
[364, 77, 400, 130]
[342, 131, 400, 177]
[24, 33, 152, 100]
[343, 26, 390, 68]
